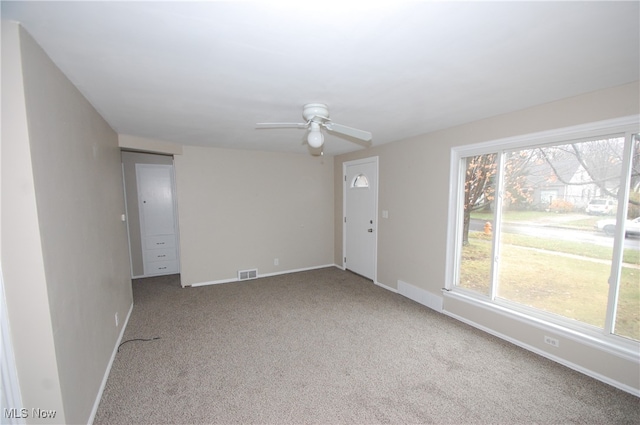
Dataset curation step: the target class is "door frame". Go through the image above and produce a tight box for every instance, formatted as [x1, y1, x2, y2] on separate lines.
[342, 156, 379, 282]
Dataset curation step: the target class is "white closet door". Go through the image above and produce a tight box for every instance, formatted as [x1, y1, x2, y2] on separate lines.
[136, 164, 179, 276]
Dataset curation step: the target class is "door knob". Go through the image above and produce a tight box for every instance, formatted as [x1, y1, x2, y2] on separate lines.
[368, 228, 373, 232]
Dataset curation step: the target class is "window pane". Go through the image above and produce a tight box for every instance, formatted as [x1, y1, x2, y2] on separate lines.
[352, 174, 369, 188]
[496, 138, 625, 330]
[458, 154, 497, 295]
[614, 135, 640, 341]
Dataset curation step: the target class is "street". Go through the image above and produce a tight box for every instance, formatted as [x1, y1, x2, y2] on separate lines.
[470, 219, 640, 251]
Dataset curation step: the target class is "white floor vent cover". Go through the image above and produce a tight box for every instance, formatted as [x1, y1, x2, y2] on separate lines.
[238, 269, 258, 281]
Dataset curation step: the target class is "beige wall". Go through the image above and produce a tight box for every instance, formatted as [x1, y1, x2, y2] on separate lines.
[334, 81, 640, 392]
[175, 146, 334, 286]
[1, 22, 133, 424]
[1, 21, 66, 424]
[121, 151, 175, 277]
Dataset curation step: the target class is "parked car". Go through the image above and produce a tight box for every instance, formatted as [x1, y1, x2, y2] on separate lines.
[586, 198, 616, 215]
[595, 217, 640, 237]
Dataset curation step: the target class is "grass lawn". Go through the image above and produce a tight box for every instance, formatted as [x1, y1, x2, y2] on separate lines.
[460, 232, 639, 340]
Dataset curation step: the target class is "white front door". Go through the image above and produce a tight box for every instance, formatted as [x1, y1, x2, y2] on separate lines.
[344, 157, 378, 280]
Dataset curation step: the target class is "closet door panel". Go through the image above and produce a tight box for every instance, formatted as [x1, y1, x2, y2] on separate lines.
[136, 164, 179, 277]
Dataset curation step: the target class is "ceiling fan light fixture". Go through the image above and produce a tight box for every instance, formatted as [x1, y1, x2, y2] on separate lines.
[256, 103, 371, 153]
[307, 122, 324, 148]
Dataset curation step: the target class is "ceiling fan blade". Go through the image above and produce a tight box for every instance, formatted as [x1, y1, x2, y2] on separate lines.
[324, 122, 372, 142]
[256, 122, 308, 129]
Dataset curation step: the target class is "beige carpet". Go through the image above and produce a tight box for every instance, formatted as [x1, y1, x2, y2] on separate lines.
[94, 267, 639, 424]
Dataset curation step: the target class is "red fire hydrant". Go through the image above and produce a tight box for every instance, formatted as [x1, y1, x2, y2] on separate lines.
[484, 221, 492, 235]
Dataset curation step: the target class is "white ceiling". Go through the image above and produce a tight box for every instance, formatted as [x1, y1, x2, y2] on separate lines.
[2, 1, 639, 156]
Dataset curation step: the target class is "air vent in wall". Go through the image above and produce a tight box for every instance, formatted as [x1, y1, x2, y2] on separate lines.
[238, 269, 258, 281]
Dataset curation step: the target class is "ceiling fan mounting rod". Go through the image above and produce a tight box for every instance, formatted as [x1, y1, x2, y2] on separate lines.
[302, 103, 329, 122]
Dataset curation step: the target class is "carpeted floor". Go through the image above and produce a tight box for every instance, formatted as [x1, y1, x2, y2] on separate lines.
[94, 267, 639, 424]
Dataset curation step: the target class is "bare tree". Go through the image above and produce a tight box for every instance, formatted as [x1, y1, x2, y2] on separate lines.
[538, 136, 640, 216]
[462, 151, 534, 244]
[463, 154, 497, 244]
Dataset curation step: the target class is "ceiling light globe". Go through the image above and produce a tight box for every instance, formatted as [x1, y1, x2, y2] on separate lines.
[307, 130, 324, 148]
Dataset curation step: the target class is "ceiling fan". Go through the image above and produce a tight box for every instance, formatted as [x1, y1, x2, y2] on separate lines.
[256, 103, 372, 149]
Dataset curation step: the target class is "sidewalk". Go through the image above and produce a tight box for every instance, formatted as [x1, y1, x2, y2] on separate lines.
[511, 245, 640, 270]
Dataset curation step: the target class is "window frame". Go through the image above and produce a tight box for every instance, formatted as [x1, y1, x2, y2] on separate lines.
[444, 115, 640, 359]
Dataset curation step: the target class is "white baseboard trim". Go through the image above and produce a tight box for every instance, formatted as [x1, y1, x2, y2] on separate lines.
[189, 276, 236, 287]
[387, 281, 639, 395]
[189, 264, 338, 287]
[397, 280, 443, 312]
[443, 290, 639, 362]
[259, 264, 337, 279]
[87, 302, 133, 425]
[374, 280, 398, 293]
[133, 272, 180, 280]
[442, 308, 640, 397]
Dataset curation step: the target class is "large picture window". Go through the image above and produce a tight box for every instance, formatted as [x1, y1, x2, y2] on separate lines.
[448, 118, 639, 347]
